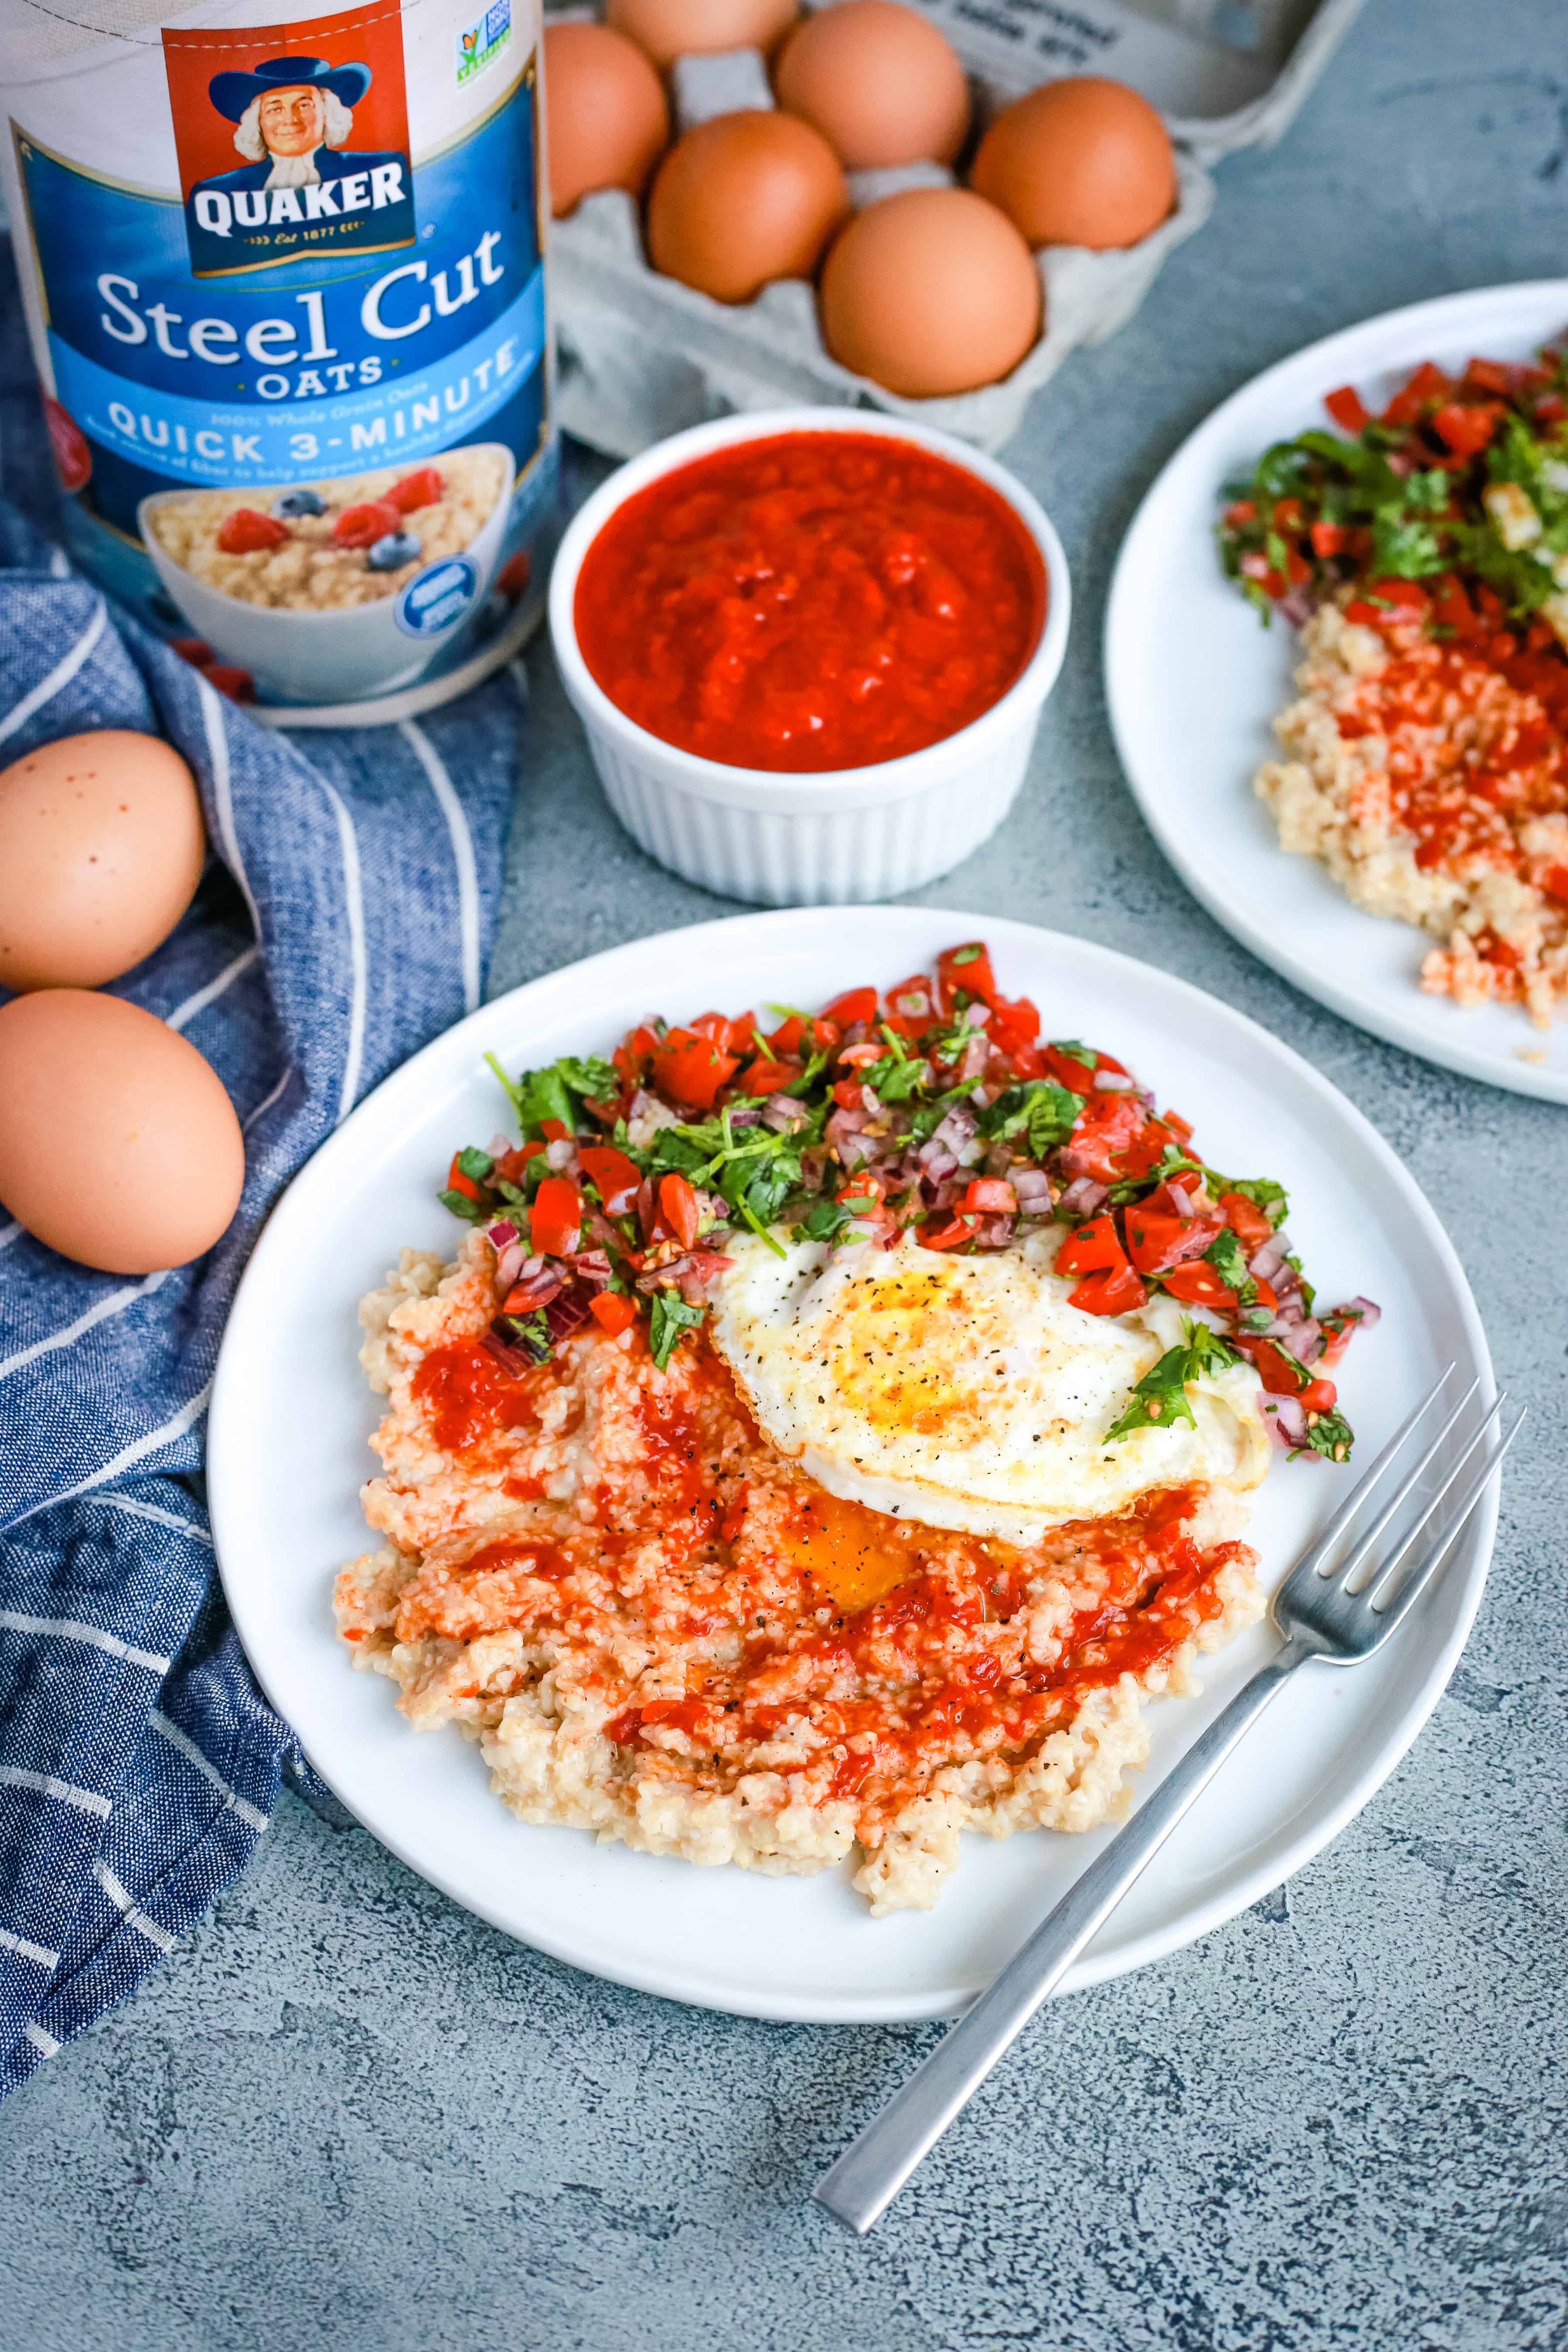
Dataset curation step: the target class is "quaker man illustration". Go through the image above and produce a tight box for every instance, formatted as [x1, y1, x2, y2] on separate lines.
[201, 52, 406, 200]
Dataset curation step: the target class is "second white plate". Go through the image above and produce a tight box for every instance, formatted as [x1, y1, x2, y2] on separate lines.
[208, 907, 1496, 2021]
[1105, 278, 1568, 1104]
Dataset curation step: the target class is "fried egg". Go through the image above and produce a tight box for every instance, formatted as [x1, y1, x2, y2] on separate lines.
[709, 1228, 1269, 1544]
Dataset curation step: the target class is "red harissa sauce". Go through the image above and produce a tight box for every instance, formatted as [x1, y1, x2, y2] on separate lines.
[572, 432, 1047, 772]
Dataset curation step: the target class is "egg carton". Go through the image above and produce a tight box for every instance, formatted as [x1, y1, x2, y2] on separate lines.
[546, 0, 1364, 456]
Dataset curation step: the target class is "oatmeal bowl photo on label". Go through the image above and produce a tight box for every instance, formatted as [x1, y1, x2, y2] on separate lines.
[207, 908, 1494, 2022]
[138, 445, 517, 706]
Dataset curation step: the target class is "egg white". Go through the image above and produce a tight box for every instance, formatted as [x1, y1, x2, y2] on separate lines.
[708, 1227, 1269, 1545]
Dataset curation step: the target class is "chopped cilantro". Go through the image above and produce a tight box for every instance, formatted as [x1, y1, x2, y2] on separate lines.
[1204, 1225, 1255, 1299]
[1106, 1322, 1240, 1442]
[798, 1198, 850, 1243]
[648, 1290, 704, 1370]
[500, 1309, 553, 1365]
[453, 1146, 494, 1184]
[439, 1187, 487, 1223]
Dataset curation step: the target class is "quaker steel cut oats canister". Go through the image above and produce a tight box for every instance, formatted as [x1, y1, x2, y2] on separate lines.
[2, 0, 557, 723]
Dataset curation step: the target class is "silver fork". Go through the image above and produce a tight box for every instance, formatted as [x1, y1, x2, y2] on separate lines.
[814, 1365, 1524, 2235]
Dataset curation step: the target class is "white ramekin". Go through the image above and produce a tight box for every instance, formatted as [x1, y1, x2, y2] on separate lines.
[549, 408, 1070, 905]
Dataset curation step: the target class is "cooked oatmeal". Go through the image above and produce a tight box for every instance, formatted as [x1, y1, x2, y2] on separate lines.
[147, 448, 508, 612]
[334, 1234, 1265, 1915]
[1258, 601, 1568, 1027]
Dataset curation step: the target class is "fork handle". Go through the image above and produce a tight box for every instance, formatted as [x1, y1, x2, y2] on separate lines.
[814, 1639, 1311, 2234]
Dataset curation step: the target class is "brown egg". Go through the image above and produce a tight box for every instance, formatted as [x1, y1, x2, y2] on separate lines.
[969, 76, 1176, 250]
[647, 111, 849, 303]
[0, 989, 244, 1274]
[607, 0, 798, 72]
[0, 730, 205, 993]
[773, 0, 970, 170]
[819, 187, 1041, 395]
[543, 22, 669, 218]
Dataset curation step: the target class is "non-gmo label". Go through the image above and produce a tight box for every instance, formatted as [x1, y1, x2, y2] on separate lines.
[164, 3, 416, 279]
[457, 0, 512, 84]
[397, 553, 480, 636]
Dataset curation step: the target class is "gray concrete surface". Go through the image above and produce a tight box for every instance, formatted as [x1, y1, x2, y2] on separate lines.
[5, 1, 1567, 2343]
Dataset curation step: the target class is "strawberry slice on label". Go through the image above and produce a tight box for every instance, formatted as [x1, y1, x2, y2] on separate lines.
[44, 399, 92, 495]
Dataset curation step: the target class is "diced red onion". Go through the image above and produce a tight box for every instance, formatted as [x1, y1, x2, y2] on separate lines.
[727, 1103, 763, 1128]
[1012, 1167, 1054, 1210]
[762, 1094, 805, 1132]
[1093, 1069, 1135, 1092]
[486, 1133, 512, 1159]
[976, 1214, 1016, 1248]
[1164, 1179, 1196, 1220]
[958, 1036, 989, 1081]
[545, 1137, 577, 1173]
[1282, 1317, 1322, 1363]
[1268, 1393, 1310, 1449]
[485, 1219, 518, 1251]
[1341, 1295, 1381, 1330]
[1057, 1175, 1108, 1219]
[544, 1283, 592, 1343]
[635, 1178, 657, 1241]
[1249, 1237, 1289, 1283]
[917, 1137, 959, 1181]
[482, 1323, 539, 1378]
[494, 1242, 527, 1294]
[569, 1248, 612, 1289]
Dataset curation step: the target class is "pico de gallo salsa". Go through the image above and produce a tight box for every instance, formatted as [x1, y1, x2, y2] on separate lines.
[439, 943, 1376, 1462]
[1218, 344, 1568, 643]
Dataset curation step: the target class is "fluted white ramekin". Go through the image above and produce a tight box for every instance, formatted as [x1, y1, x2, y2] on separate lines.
[549, 408, 1070, 905]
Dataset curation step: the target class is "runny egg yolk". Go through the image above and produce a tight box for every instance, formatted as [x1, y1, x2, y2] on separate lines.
[812, 1257, 1014, 1445]
[781, 1486, 924, 1612]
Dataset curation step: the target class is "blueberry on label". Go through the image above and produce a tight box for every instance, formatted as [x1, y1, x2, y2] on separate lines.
[367, 529, 421, 572]
[272, 488, 327, 519]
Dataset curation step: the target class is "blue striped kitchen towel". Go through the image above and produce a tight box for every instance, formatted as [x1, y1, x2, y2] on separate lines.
[0, 498, 524, 2096]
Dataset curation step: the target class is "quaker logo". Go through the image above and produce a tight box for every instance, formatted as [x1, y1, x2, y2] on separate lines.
[164, 4, 416, 278]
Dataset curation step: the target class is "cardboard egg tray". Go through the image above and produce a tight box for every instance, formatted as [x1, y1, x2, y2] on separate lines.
[547, 0, 1366, 456]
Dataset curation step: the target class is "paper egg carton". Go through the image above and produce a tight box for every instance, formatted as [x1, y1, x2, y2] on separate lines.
[547, 0, 1366, 457]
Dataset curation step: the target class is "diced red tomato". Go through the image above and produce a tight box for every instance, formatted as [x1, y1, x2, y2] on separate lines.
[1309, 520, 1348, 557]
[740, 1057, 797, 1096]
[1272, 497, 1305, 531]
[217, 508, 289, 555]
[1224, 499, 1257, 525]
[937, 942, 998, 1010]
[658, 1172, 700, 1250]
[43, 397, 92, 494]
[493, 1141, 544, 1184]
[1124, 1207, 1218, 1276]
[1068, 1262, 1148, 1316]
[1432, 402, 1503, 455]
[1235, 1336, 1307, 1395]
[589, 1291, 638, 1336]
[530, 1175, 582, 1257]
[331, 498, 402, 548]
[1159, 1261, 1237, 1313]
[1370, 576, 1430, 613]
[962, 1177, 1016, 1214]
[922, 1212, 978, 1249]
[1218, 1190, 1275, 1252]
[388, 466, 444, 513]
[987, 995, 1039, 1055]
[821, 986, 879, 1029]
[1323, 384, 1370, 433]
[446, 1152, 484, 1204]
[1037, 1045, 1093, 1094]
[1054, 1214, 1125, 1278]
[1301, 1376, 1338, 1414]
[1465, 357, 1512, 395]
[650, 1028, 740, 1110]
[1381, 359, 1450, 426]
[831, 1077, 866, 1111]
[692, 1009, 756, 1054]
[578, 1145, 641, 1212]
[1067, 1092, 1146, 1181]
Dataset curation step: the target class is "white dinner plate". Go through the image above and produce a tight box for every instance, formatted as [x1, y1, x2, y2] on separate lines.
[1105, 279, 1568, 1104]
[208, 907, 1496, 2022]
